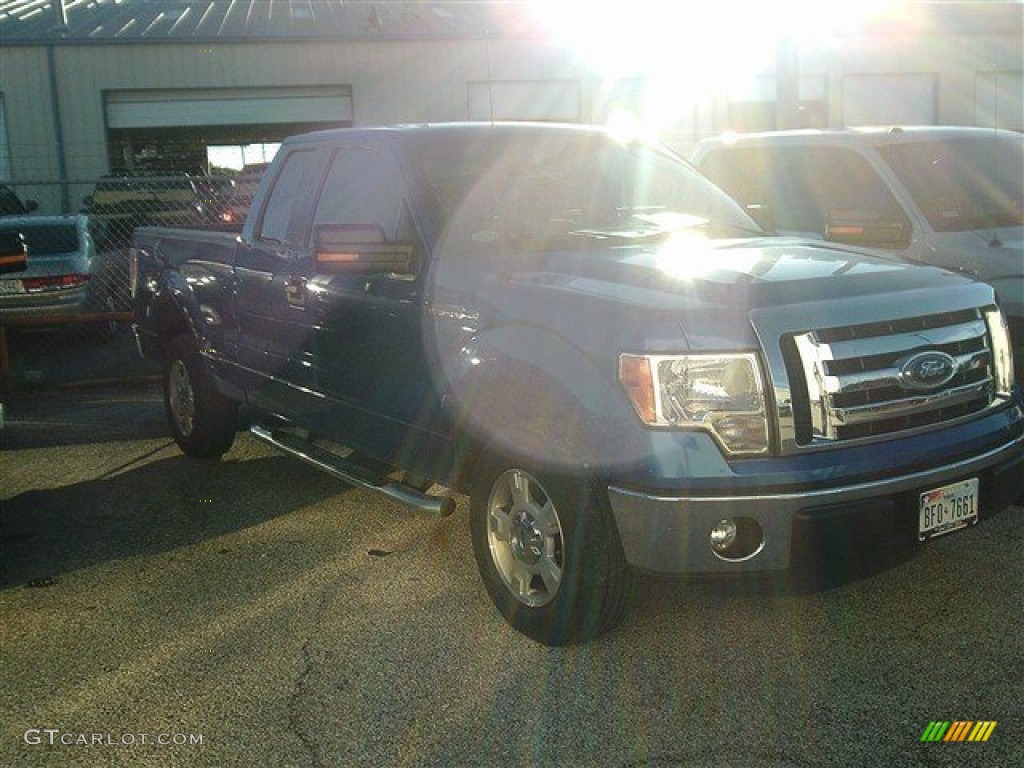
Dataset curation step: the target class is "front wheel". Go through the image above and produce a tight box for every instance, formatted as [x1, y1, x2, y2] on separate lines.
[470, 453, 632, 646]
[163, 334, 238, 458]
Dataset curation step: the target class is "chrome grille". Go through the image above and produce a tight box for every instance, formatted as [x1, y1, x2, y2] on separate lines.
[789, 309, 995, 444]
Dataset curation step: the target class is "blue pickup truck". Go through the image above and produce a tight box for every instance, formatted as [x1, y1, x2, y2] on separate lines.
[131, 123, 1023, 645]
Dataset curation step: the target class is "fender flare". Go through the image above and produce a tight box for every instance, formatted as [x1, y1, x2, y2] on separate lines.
[151, 269, 204, 348]
[446, 324, 635, 474]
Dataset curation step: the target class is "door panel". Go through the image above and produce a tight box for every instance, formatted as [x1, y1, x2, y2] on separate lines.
[233, 147, 326, 414]
[295, 147, 447, 466]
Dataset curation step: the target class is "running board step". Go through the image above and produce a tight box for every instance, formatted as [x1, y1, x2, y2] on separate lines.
[249, 424, 455, 517]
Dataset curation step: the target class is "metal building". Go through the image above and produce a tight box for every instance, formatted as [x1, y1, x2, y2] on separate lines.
[1, 1, 1021, 213]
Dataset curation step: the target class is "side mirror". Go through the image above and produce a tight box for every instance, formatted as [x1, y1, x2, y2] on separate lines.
[23, 199, 39, 213]
[0, 232, 28, 274]
[826, 208, 907, 248]
[314, 224, 414, 275]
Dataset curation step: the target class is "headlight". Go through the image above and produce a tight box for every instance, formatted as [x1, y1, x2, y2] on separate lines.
[619, 352, 770, 456]
[983, 306, 1014, 397]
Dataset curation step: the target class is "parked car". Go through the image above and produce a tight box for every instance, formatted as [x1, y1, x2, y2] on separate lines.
[690, 126, 1024, 379]
[0, 214, 121, 326]
[0, 184, 38, 216]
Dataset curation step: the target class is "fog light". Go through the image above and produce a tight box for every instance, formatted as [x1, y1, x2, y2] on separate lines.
[710, 519, 738, 552]
[709, 517, 765, 561]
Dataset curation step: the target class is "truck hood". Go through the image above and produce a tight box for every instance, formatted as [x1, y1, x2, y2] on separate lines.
[431, 233, 995, 362]
[502, 235, 973, 312]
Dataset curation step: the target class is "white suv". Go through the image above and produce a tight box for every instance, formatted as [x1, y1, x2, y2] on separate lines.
[691, 126, 1023, 379]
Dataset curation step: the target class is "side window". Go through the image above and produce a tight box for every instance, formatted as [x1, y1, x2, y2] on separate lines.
[258, 149, 321, 245]
[702, 146, 910, 240]
[767, 147, 909, 237]
[313, 148, 414, 243]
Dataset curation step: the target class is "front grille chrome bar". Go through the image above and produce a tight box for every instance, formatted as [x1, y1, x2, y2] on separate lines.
[830, 379, 992, 426]
[791, 308, 996, 444]
[821, 350, 991, 395]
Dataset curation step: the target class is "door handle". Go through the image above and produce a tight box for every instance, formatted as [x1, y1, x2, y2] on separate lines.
[284, 276, 307, 308]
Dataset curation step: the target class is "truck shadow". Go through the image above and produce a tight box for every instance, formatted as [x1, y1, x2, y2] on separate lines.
[0, 452, 346, 588]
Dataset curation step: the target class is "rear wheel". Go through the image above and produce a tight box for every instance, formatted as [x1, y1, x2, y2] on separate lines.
[163, 334, 237, 458]
[470, 449, 632, 646]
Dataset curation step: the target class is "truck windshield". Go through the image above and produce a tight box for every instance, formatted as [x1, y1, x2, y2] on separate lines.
[877, 133, 1024, 233]
[410, 132, 760, 255]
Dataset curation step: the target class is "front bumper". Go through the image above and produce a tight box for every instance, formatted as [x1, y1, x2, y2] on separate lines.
[607, 432, 1024, 574]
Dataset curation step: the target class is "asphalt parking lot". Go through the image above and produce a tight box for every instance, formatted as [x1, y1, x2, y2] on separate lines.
[1, 382, 1022, 768]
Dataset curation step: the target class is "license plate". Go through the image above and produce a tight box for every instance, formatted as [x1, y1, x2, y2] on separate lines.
[0, 279, 24, 295]
[919, 478, 979, 540]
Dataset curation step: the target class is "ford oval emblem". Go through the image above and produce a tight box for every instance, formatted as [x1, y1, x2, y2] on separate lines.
[897, 351, 958, 391]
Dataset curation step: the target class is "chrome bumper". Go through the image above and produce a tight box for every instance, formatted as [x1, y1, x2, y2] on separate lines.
[607, 433, 1024, 574]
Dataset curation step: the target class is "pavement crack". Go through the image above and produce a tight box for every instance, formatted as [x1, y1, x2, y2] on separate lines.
[287, 588, 332, 768]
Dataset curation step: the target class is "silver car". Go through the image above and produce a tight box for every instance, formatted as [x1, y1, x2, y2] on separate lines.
[0, 214, 117, 322]
[691, 126, 1023, 379]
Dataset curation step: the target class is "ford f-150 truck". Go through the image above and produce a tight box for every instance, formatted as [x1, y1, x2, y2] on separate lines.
[131, 123, 1023, 645]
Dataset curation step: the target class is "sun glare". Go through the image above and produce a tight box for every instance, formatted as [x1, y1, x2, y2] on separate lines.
[527, 1, 897, 67]
[526, 1, 898, 129]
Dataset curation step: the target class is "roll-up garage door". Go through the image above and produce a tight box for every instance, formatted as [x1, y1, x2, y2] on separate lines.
[105, 86, 353, 129]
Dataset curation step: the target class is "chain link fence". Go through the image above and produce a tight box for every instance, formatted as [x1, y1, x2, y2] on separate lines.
[1, 172, 262, 393]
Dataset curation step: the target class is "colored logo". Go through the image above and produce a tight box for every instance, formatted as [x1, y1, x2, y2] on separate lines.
[897, 350, 957, 391]
[920, 721, 997, 742]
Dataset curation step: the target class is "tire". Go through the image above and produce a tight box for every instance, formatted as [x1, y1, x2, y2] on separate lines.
[470, 450, 633, 646]
[163, 334, 238, 458]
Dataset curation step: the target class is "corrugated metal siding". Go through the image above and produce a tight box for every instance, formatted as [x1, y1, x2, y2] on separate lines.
[54, 37, 484, 96]
[0, 47, 57, 180]
[2, 1, 1020, 197]
[3, 1, 1021, 45]
[0, 0, 505, 43]
[21, 38, 493, 180]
